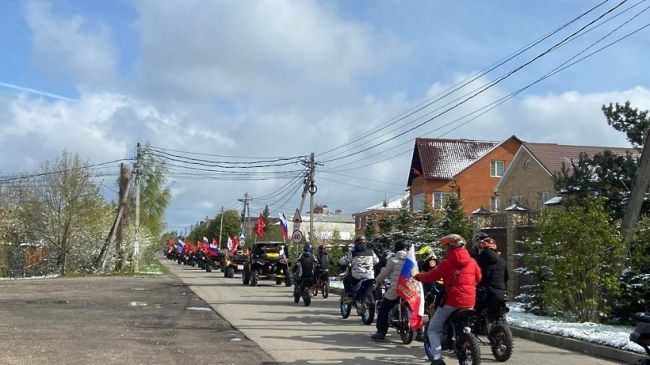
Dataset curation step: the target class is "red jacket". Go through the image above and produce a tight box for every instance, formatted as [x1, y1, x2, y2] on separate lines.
[415, 246, 482, 308]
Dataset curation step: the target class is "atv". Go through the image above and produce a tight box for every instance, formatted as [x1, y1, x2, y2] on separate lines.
[242, 242, 291, 287]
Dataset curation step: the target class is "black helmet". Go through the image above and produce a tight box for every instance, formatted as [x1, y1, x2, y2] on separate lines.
[393, 240, 412, 253]
[303, 243, 313, 253]
[354, 235, 368, 245]
[474, 232, 490, 242]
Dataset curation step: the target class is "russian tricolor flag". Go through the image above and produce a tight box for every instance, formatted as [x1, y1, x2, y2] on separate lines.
[279, 213, 289, 238]
[396, 244, 425, 329]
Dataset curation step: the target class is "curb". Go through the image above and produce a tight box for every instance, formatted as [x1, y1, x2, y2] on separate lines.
[509, 326, 643, 364]
[330, 285, 643, 363]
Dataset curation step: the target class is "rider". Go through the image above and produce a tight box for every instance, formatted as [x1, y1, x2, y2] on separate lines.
[338, 235, 380, 303]
[314, 244, 331, 281]
[414, 234, 482, 365]
[474, 236, 509, 319]
[470, 231, 490, 260]
[293, 243, 317, 287]
[415, 244, 438, 341]
[371, 239, 412, 341]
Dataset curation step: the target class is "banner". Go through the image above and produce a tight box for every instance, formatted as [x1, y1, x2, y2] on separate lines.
[396, 244, 425, 330]
[256, 213, 266, 237]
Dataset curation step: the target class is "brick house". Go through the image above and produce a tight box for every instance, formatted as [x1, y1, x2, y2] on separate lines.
[495, 142, 636, 211]
[407, 136, 523, 214]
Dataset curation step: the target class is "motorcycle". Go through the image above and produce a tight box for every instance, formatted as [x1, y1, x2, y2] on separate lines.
[630, 312, 650, 365]
[339, 278, 377, 325]
[293, 278, 313, 307]
[310, 269, 330, 298]
[376, 282, 415, 344]
[470, 299, 513, 362]
[423, 283, 481, 365]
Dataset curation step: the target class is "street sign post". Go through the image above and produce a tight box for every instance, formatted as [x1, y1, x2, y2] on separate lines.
[291, 229, 304, 243]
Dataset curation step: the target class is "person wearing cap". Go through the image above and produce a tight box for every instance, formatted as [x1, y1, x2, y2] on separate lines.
[474, 237, 508, 319]
[414, 234, 481, 365]
[338, 235, 380, 303]
[470, 232, 490, 259]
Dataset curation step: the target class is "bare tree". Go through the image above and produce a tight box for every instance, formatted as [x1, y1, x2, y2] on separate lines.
[34, 151, 105, 276]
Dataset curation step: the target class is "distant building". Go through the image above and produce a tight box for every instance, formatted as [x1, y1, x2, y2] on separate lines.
[352, 193, 410, 237]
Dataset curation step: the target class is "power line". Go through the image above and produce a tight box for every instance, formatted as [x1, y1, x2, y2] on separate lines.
[316, 0, 611, 158]
[319, 1, 629, 165]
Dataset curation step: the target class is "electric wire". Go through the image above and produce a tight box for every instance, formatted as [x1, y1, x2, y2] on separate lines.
[320, 1, 629, 164]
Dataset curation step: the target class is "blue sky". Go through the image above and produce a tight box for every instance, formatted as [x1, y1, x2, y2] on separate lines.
[1, 0, 650, 231]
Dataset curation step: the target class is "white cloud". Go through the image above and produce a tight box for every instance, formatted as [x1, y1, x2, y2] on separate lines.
[24, 0, 119, 88]
[133, 0, 406, 105]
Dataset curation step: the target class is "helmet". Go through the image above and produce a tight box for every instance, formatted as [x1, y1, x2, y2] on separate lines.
[303, 243, 313, 253]
[393, 240, 412, 252]
[354, 235, 368, 245]
[474, 232, 489, 242]
[479, 237, 497, 250]
[439, 234, 466, 248]
[417, 245, 433, 256]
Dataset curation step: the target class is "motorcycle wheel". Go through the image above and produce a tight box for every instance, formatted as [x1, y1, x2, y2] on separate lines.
[460, 332, 482, 365]
[303, 287, 311, 307]
[227, 267, 234, 278]
[293, 286, 300, 304]
[284, 274, 292, 287]
[311, 283, 319, 297]
[399, 302, 414, 344]
[361, 292, 375, 325]
[340, 301, 352, 319]
[489, 323, 513, 362]
[206, 262, 212, 272]
[250, 269, 258, 286]
[322, 281, 329, 299]
[242, 268, 250, 285]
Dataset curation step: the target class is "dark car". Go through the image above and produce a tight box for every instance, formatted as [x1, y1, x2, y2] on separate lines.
[221, 249, 249, 278]
[242, 242, 291, 286]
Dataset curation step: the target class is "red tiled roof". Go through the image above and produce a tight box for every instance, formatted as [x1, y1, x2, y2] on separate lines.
[415, 138, 498, 179]
[524, 142, 637, 173]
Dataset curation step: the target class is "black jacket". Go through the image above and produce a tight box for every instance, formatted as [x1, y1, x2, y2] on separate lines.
[477, 249, 508, 299]
[297, 252, 317, 278]
[316, 252, 331, 270]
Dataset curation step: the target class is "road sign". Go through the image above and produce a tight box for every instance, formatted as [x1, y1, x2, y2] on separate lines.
[291, 229, 304, 243]
[293, 208, 303, 223]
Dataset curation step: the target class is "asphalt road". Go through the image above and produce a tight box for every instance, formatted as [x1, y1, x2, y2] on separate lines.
[0, 260, 628, 365]
[161, 259, 626, 365]
[0, 274, 274, 365]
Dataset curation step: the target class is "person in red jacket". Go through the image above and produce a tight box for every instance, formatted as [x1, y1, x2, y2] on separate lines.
[414, 234, 482, 365]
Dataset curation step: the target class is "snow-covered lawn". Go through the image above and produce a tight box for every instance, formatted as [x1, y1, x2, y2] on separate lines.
[329, 278, 644, 354]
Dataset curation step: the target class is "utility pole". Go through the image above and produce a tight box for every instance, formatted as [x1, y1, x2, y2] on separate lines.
[114, 163, 130, 271]
[622, 128, 650, 242]
[293, 153, 322, 246]
[133, 143, 142, 272]
[218, 206, 224, 248]
[238, 193, 251, 246]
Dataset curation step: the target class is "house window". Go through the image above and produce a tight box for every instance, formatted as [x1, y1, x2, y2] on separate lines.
[412, 193, 425, 212]
[433, 192, 454, 210]
[524, 159, 532, 169]
[510, 196, 524, 205]
[540, 191, 550, 205]
[490, 197, 500, 212]
[490, 160, 505, 177]
[355, 217, 361, 230]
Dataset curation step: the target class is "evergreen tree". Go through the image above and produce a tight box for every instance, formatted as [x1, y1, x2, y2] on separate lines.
[602, 101, 650, 148]
[521, 197, 625, 322]
[364, 214, 377, 240]
[440, 196, 471, 241]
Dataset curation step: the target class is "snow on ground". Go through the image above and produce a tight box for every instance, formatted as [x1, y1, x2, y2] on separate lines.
[330, 278, 644, 354]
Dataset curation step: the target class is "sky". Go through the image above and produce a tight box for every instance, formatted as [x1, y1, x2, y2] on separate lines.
[1, 0, 650, 233]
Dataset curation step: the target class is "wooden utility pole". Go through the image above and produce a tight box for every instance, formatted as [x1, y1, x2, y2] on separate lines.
[622, 128, 650, 242]
[218, 206, 224, 248]
[114, 163, 130, 271]
[238, 193, 251, 246]
[133, 143, 142, 272]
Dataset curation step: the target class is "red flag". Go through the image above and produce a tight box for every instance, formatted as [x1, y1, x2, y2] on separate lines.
[256, 213, 266, 237]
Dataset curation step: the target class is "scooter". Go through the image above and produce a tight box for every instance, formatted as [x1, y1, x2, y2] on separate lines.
[630, 312, 650, 365]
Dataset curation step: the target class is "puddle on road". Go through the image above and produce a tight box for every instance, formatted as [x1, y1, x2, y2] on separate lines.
[186, 306, 212, 312]
[130, 287, 147, 291]
[129, 301, 162, 308]
[26, 300, 70, 305]
[229, 337, 242, 342]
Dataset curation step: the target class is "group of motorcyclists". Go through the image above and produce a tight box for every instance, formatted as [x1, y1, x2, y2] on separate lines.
[331, 233, 509, 365]
[167, 231, 509, 365]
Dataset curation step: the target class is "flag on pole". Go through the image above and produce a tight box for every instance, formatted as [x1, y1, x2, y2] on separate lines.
[227, 236, 236, 254]
[396, 244, 425, 330]
[209, 238, 219, 255]
[279, 213, 289, 238]
[256, 213, 266, 237]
